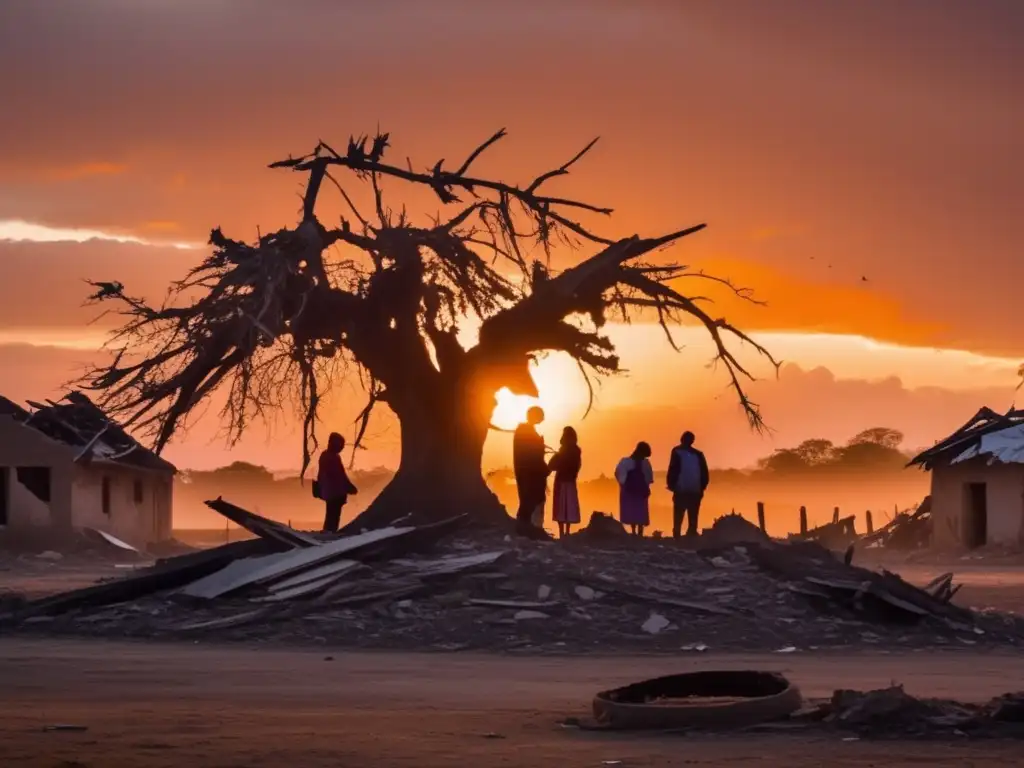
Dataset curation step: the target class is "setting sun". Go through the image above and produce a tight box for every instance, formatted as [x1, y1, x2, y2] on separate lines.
[488, 354, 596, 434]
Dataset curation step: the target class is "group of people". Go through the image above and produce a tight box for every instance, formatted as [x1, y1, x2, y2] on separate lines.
[313, 410, 711, 539]
[513, 406, 710, 539]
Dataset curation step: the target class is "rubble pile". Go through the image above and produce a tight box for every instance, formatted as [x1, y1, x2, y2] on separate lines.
[782, 685, 1024, 739]
[2, 499, 1023, 653]
[796, 496, 933, 552]
[859, 496, 933, 551]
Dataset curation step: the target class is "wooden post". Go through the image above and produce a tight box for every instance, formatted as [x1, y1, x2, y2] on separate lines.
[757, 501, 766, 533]
[866, 510, 874, 534]
[832, 506, 840, 524]
[799, 506, 807, 535]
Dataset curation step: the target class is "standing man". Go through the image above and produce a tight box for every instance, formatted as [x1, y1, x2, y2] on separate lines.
[666, 431, 709, 538]
[316, 432, 358, 533]
[513, 406, 549, 536]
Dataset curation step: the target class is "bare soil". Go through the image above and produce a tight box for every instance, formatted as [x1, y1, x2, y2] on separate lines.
[3, 639, 1024, 767]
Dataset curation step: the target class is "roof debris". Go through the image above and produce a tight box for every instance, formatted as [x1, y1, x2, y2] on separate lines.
[0, 390, 175, 472]
[909, 406, 1024, 470]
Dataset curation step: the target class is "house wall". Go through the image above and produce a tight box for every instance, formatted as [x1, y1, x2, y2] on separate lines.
[71, 465, 174, 547]
[0, 416, 74, 530]
[930, 460, 1024, 549]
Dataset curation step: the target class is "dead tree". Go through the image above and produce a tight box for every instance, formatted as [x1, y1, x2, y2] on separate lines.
[81, 129, 778, 529]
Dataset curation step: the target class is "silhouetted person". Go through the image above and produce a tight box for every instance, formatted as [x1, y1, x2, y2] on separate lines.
[667, 431, 709, 538]
[513, 406, 549, 536]
[548, 426, 582, 539]
[615, 441, 653, 537]
[316, 432, 358, 533]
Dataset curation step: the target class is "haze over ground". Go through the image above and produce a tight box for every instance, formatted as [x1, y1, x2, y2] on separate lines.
[0, 0, 1021, 477]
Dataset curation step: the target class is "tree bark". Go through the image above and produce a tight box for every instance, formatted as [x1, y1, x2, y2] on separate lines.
[340, 373, 513, 532]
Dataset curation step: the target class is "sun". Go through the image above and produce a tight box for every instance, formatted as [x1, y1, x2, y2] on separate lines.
[490, 389, 541, 431]
[488, 355, 590, 432]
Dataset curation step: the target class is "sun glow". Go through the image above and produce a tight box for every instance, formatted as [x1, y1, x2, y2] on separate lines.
[488, 354, 596, 433]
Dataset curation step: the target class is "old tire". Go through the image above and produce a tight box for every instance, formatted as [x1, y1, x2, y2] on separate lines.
[593, 670, 802, 730]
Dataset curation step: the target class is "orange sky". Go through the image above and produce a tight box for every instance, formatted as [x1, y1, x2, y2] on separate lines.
[0, 1, 1021, 473]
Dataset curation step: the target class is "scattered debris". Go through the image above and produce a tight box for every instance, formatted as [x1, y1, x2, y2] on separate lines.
[3, 505, 1024, 653]
[641, 613, 670, 635]
[860, 497, 932, 551]
[574, 585, 596, 601]
[787, 684, 1024, 738]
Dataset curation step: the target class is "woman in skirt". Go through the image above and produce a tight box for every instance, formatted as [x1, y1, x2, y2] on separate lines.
[548, 426, 582, 538]
[615, 441, 653, 536]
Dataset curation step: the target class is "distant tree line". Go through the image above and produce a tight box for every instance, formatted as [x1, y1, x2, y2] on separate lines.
[750, 427, 908, 475]
[178, 426, 910, 514]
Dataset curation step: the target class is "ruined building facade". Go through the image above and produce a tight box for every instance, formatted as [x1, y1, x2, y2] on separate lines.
[909, 407, 1024, 550]
[0, 392, 175, 547]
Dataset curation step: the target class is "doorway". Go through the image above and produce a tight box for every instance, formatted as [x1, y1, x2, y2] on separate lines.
[0, 467, 8, 526]
[964, 482, 987, 549]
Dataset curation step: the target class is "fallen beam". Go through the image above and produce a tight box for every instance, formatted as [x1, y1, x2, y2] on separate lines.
[205, 497, 320, 549]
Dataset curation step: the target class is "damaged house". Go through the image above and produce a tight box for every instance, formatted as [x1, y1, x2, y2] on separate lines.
[0, 391, 175, 547]
[909, 407, 1024, 550]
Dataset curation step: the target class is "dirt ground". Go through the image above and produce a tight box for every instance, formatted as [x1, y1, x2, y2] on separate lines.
[3, 639, 1024, 767]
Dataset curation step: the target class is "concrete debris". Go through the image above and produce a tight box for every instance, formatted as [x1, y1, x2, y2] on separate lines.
[641, 612, 670, 635]
[574, 585, 596, 601]
[3, 501, 1024, 654]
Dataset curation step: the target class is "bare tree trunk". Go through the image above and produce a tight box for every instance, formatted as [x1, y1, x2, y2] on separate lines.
[341, 378, 511, 531]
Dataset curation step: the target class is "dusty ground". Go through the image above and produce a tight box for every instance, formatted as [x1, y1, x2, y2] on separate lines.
[2, 639, 1024, 767]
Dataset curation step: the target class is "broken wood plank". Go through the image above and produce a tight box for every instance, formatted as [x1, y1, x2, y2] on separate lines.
[466, 599, 560, 609]
[205, 497, 321, 549]
[389, 550, 510, 579]
[251, 572, 348, 602]
[326, 584, 422, 608]
[175, 608, 273, 632]
[181, 526, 415, 599]
[264, 559, 365, 593]
[599, 585, 738, 617]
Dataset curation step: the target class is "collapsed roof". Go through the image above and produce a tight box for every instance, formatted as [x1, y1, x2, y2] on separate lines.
[908, 406, 1024, 470]
[0, 391, 176, 473]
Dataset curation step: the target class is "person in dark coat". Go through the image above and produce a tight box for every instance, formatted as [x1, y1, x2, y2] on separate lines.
[666, 431, 709, 538]
[513, 406, 549, 536]
[548, 426, 582, 539]
[316, 432, 358, 533]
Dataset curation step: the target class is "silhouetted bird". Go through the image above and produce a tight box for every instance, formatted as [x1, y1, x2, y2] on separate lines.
[87, 281, 123, 300]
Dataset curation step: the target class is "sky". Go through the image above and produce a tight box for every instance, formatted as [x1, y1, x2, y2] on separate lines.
[0, 0, 1021, 474]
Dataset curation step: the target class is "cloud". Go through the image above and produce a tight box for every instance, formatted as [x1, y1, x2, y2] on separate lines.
[0, 239, 199, 330]
[0, 220, 200, 250]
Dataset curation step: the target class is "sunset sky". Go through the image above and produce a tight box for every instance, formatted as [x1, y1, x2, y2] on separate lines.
[0, 0, 1021, 475]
